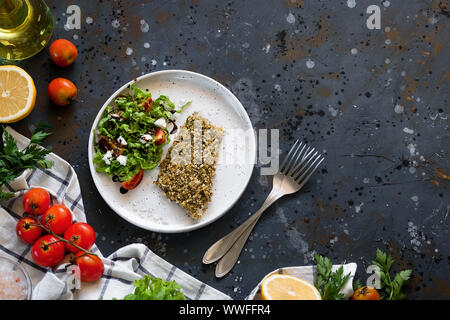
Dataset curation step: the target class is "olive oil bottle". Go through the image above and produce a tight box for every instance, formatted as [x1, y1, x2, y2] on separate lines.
[0, 0, 53, 61]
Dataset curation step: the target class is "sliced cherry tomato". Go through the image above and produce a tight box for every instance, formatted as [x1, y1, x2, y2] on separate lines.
[41, 204, 73, 235]
[16, 217, 44, 244]
[140, 97, 153, 112]
[48, 77, 78, 106]
[154, 128, 166, 145]
[31, 235, 65, 267]
[49, 39, 78, 67]
[352, 286, 381, 300]
[120, 168, 144, 191]
[23, 188, 51, 216]
[64, 222, 96, 253]
[73, 252, 104, 282]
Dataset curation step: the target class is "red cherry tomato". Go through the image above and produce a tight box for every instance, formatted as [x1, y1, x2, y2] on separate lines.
[154, 128, 166, 145]
[120, 169, 144, 191]
[73, 252, 104, 282]
[48, 78, 78, 106]
[64, 222, 96, 253]
[23, 188, 51, 216]
[41, 204, 73, 235]
[31, 235, 65, 267]
[49, 39, 78, 67]
[16, 217, 44, 244]
[140, 97, 153, 112]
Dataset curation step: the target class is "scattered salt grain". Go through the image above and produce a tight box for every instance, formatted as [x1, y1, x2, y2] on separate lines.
[394, 104, 404, 114]
[305, 58, 315, 69]
[403, 127, 414, 134]
[126, 47, 133, 55]
[286, 12, 296, 24]
[347, 0, 356, 8]
[111, 19, 120, 28]
[140, 19, 149, 33]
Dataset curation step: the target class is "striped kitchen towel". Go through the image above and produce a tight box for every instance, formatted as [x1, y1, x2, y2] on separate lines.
[0, 127, 231, 300]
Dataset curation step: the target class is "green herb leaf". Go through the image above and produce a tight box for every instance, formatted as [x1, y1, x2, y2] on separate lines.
[372, 249, 412, 300]
[314, 254, 351, 300]
[0, 125, 53, 202]
[117, 275, 186, 300]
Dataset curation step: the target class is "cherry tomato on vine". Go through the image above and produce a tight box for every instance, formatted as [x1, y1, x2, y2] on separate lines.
[73, 252, 104, 282]
[31, 235, 65, 267]
[49, 39, 78, 67]
[48, 78, 78, 106]
[16, 217, 44, 244]
[23, 188, 51, 215]
[352, 286, 381, 300]
[64, 222, 96, 253]
[41, 204, 73, 235]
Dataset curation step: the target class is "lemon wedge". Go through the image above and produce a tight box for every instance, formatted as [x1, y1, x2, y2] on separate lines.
[0, 65, 36, 123]
[260, 274, 322, 300]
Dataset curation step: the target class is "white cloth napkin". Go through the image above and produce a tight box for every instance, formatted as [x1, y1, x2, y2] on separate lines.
[0, 127, 231, 300]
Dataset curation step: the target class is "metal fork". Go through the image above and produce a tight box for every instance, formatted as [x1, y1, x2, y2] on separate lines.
[202, 140, 325, 277]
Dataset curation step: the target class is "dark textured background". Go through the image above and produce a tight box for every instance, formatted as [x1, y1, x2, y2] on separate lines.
[8, 0, 449, 299]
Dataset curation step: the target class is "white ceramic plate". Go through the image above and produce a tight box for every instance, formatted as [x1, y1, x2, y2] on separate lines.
[88, 70, 256, 233]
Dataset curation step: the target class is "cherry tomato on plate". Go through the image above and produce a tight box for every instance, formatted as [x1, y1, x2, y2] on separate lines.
[23, 188, 51, 215]
[49, 39, 78, 67]
[120, 169, 144, 191]
[16, 217, 44, 244]
[352, 286, 381, 300]
[140, 97, 153, 112]
[64, 222, 96, 253]
[48, 77, 77, 106]
[73, 252, 104, 282]
[154, 128, 166, 145]
[41, 204, 73, 235]
[31, 235, 65, 267]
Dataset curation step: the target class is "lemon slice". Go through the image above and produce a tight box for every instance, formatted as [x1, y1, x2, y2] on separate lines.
[0, 65, 36, 123]
[260, 274, 322, 300]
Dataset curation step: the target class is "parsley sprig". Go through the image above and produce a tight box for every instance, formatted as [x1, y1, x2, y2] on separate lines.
[0, 124, 54, 202]
[314, 254, 351, 300]
[118, 275, 186, 300]
[372, 249, 412, 300]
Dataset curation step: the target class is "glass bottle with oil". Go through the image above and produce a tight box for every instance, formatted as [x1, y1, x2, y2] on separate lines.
[0, 0, 53, 61]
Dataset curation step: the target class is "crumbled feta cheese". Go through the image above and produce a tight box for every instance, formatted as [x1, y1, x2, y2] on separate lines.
[166, 122, 174, 133]
[117, 136, 127, 146]
[116, 155, 127, 166]
[154, 118, 167, 129]
[102, 150, 113, 165]
[139, 134, 153, 144]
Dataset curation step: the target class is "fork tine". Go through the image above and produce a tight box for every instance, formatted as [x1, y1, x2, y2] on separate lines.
[288, 148, 316, 178]
[278, 140, 298, 173]
[279, 140, 302, 174]
[296, 155, 324, 188]
[286, 143, 307, 176]
[295, 152, 321, 181]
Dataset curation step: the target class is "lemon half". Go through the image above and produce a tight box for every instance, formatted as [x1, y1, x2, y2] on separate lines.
[260, 274, 322, 300]
[0, 65, 36, 123]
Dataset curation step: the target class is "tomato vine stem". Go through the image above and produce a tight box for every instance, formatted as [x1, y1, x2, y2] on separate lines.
[30, 208, 97, 260]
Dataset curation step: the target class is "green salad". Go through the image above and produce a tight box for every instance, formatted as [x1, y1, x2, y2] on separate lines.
[93, 83, 188, 191]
